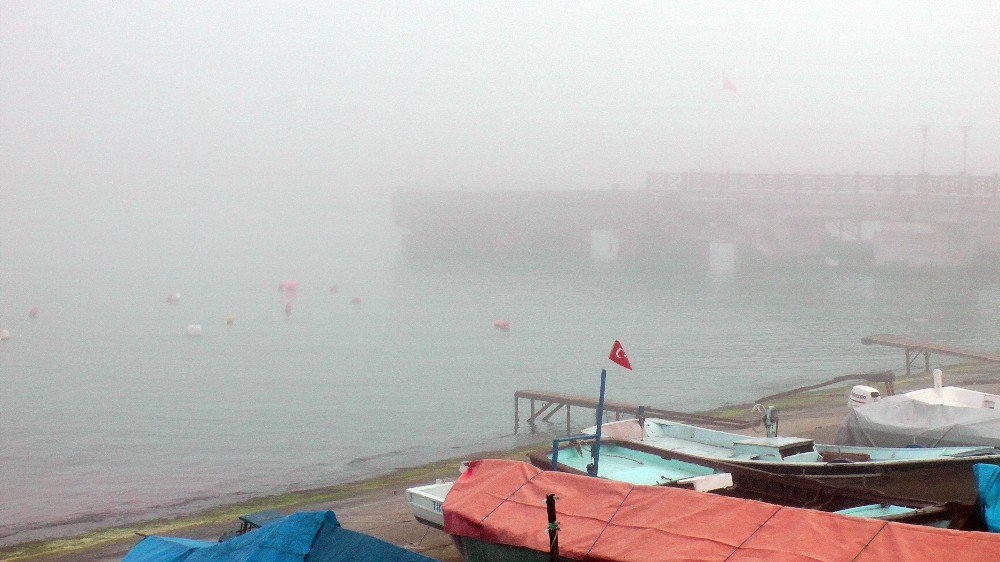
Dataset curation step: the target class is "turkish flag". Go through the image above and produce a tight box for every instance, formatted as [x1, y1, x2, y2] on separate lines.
[608, 340, 632, 370]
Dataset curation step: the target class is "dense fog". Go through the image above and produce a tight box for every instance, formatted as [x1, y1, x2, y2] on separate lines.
[4, 3, 1000, 288]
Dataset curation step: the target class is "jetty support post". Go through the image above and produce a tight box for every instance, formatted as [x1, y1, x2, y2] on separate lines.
[514, 394, 519, 434]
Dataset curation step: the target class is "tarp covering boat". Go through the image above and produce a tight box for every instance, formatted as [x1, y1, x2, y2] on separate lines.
[836, 394, 1000, 448]
[977, 463, 1000, 532]
[122, 510, 433, 562]
[443, 459, 1000, 561]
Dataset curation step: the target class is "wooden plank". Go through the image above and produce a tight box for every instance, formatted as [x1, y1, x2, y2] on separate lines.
[542, 403, 565, 422]
[514, 389, 750, 429]
[862, 334, 1000, 363]
[527, 402, 556, 422]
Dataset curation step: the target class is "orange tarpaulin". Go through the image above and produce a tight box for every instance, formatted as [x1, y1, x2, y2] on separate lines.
[443, 459, 1000, 561]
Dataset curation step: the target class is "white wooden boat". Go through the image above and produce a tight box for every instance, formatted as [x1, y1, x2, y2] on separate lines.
[586, 417, 1000, 502]
[405, 479, 452, 529]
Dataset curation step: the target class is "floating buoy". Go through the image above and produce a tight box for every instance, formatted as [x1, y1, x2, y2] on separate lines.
[0, 328, 10, 341]
[28, 306, 39, 319]
[493, 319, 510, 331]
[186, 324, 202, 337]
[350, 296, 362, 305]
[329, 284, 338, 293]
[285, 302, 293, 317]
[167, 293, 181, 304]
[279, 280, 299, 294]
[226, 314, 234, 325]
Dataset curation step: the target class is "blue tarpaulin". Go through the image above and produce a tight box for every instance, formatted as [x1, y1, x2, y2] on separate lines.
[975, 463, 1000, 532]
[122, 510, 434, 561]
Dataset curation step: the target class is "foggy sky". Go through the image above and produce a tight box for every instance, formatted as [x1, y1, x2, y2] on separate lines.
[2, 2, 1000, 289]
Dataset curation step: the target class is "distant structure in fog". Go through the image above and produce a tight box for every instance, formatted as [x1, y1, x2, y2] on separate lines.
[394, 172, 1000, 271]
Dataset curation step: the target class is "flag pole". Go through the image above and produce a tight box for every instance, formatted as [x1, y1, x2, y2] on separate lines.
[589, 369, 607, 477]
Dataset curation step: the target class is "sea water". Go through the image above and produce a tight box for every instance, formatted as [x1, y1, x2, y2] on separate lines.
[2, 261, 1000, 545]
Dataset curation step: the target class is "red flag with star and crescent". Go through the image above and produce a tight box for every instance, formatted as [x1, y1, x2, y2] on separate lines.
[609, 340, 632, 370]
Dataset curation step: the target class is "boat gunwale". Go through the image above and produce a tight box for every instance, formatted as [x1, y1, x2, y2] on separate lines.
[597, 417, 1000, 469]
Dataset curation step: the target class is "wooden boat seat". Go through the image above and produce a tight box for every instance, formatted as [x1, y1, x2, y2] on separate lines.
[820, 451, 871, 463]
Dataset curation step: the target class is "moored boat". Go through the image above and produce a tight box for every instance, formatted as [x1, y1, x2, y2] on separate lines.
[405, 479, 452, 529]
[587, 417, 1000, 502]
[838, 369, 1000, 449]
[442, 459, 1000, 561]
[527, 439, 979, 529]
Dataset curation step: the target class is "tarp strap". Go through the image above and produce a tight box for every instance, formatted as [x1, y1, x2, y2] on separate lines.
[851, 521, 889, 561]
[722, 505, 783, 561]
[584, 486, 635, 559]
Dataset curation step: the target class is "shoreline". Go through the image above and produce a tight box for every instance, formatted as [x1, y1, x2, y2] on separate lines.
[0, 442, 549, 562]
[5, 362, 998, 561]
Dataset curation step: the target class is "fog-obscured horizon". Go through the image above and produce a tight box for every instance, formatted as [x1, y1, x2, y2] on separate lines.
[4, 3, 1000, 288]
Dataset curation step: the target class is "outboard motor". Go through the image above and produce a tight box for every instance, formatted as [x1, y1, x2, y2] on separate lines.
[848, 385, 881, 408]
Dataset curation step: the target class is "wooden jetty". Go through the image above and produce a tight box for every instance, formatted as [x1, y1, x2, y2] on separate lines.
[862, 334, 1000, 377]
[514, 389, 751, 434]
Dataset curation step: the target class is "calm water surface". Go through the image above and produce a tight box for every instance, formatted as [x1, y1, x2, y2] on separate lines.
[2, 264, 999, 545]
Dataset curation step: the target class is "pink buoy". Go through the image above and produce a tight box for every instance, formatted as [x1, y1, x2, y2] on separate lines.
[493, 319, 510, 332]
[166, 292, 181, 304]
[279, 279, 299, 294]
[350, 296, 362, 304]
[28, 306, 39, 319]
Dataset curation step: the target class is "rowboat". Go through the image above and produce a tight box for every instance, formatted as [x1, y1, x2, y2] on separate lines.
[586, 417, 1000, 502]
[442, 459, 1000, 562]
[526, 439, 979, 529]
[405, 479, 452, 529]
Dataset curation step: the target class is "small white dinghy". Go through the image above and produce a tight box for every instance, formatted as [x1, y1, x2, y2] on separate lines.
[405, 479, 453, 530]
[186, 324, 203, 337]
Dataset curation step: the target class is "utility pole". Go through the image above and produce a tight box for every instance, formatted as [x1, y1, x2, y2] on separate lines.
[920, 125, 928, 174]
[960, 125, 970, 174]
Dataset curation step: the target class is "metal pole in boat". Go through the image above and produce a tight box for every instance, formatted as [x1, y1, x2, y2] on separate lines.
[546, 493, 559, 562]
[589, 369, 607, 477]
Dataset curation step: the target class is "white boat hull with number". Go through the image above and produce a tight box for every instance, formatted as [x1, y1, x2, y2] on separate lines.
[405, 480, 452, 529]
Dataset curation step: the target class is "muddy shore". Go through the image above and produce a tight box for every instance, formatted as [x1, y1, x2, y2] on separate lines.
[5, 365, 998, 561]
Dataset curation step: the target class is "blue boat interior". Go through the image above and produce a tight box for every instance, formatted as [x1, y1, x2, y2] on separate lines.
[550, 443, 717, 485]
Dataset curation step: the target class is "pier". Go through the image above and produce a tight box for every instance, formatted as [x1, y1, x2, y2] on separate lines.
[513, 389, 751, 434]
[862, 334, 1000, 377]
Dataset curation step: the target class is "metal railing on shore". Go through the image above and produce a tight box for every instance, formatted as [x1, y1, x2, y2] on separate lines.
[646, 171, 1000, 197]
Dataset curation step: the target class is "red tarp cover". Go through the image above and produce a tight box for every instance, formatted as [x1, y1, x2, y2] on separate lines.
[443, 459, 1000, 561]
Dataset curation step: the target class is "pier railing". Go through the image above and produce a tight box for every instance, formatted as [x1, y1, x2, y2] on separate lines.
[646, 172, 1000, 197]
[514, 389, 751, 435]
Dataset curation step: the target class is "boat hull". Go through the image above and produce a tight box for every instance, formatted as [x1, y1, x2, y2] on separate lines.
[452, 536, 564, 562]
[592, 418, 1000, 503]
[528, 440, 976, 528]
[730, 455, 994, 503]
